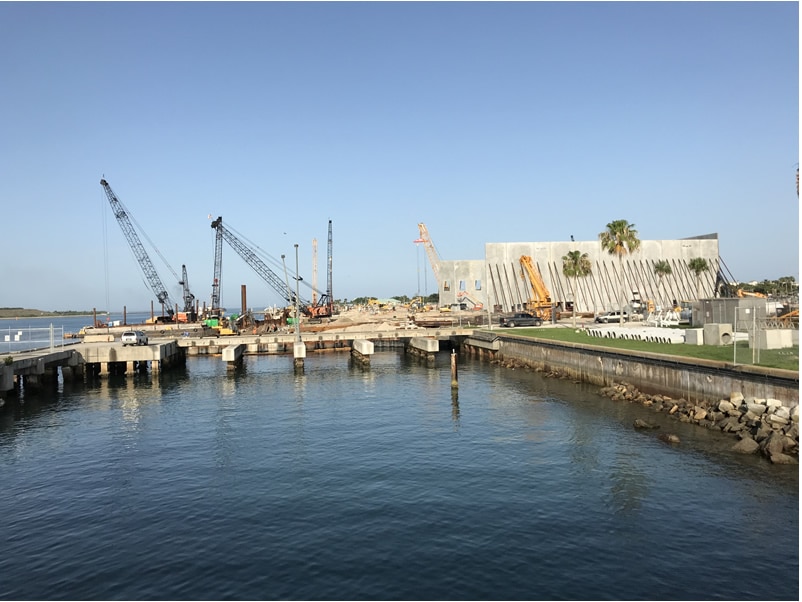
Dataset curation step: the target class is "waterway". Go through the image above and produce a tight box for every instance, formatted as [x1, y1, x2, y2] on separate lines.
[0, 323, 798, 600]
[0, 313, 157, 354]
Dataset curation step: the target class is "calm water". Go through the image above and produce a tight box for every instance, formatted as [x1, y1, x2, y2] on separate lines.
[0, 319, 798, 600]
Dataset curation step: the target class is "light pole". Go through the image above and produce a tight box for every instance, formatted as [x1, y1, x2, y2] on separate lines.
[294, 243, 301, 342]
[287, 244, 304, 371]
[281, 254, 290, 328]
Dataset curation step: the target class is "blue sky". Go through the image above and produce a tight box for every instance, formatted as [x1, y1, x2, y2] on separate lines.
[1, 2, 798, 312]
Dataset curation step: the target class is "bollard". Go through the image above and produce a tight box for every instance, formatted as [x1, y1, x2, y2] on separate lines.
[450, 349, 458, 389]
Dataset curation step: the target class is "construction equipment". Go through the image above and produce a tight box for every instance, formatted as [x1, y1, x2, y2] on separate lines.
[519, 255, 553, 320]
[209, 215, 224, 317]
[456, 293, 484, 310]
[306, 220, 334, 318]
[417, 223, 442, 288]
[100, 178, 195, 320]
[736, 289, 768, 299]
[210, 216, 331, 318]
[179, 265, 197, 321]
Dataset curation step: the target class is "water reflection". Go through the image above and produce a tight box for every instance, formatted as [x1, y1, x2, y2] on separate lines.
[450, 390, 460, 427]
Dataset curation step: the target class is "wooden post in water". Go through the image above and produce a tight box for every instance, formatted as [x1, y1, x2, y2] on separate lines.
[450, 349, 458, 389]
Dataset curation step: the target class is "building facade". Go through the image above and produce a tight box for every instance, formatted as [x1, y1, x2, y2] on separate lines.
[436, 233, 722, 315]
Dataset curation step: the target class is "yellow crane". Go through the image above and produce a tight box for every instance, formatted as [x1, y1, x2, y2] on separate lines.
[519, 255, 553, 320]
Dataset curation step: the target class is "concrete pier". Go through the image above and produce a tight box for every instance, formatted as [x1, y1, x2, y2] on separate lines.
[407, 337, 439, 363]
[293, 341, 306, 370]
[0, 326, 475, 396]
[351, 339, 374, 366]
[222, 344, 245, 369]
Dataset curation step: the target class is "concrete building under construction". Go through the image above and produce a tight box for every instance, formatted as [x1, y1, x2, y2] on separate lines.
[432, 232, 725, 315]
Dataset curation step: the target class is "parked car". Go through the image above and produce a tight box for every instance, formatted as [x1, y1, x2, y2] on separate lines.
[121, 330, 148, 346]
[594, 311, 629, 324]
[499, 313, 544, 328]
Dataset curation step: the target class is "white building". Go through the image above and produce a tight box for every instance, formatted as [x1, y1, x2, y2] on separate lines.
[435, 233, 722, 314]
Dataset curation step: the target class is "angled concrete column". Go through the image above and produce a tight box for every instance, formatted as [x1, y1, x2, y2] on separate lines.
[293, 341, 306, 370]
[351, 339, 374, 366]
[223, 344, 245, 370]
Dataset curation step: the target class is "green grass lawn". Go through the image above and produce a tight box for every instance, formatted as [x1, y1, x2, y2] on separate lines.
[485, 325, 799, 372]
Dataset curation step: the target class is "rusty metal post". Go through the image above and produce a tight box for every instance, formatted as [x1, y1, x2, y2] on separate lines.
[451, 349, 458, 389]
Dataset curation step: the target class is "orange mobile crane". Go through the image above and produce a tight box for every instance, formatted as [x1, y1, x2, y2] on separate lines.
[519, 255, 553, 320]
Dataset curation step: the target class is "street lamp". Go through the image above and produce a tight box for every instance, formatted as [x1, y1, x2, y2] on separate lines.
[281, 254, 290, 328]
[294, 244, 301, 342]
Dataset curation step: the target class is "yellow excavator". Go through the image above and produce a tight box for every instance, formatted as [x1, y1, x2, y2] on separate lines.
[736, 289, 767, 299]
[519, 255, 553, 321]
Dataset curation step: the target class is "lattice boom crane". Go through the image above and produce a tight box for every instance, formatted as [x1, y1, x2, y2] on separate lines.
[100, 178, 177, 316]
[417, 222, 441, 286]
[210, 216, 312, 309]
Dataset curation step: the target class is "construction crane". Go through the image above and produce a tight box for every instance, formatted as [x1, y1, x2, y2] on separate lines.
[306, 220, 334, 318]
[210, 216, 332, 318]
[519, 255, 553, 320]
[100, 178, 186, 319]
[210, 216, 224, 316]
[179, 264, 196, 318]
[417, 223, 442, 288]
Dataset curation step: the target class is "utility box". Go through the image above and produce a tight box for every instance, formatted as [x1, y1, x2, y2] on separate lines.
[684, 328, 704, 346]
[752, 329, 794, 350]
[703, 323, 733, 346]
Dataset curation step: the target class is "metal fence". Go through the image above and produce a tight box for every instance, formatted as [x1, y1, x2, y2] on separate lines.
[2, 325, 66, 354]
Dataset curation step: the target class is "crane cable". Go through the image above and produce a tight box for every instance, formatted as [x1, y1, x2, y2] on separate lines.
[223, 221, 324, 297]
[117, 195, 181, 284]
[101, 184, 111, 318]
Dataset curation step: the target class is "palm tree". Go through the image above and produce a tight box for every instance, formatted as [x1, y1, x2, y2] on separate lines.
[562, 250, 592, 327]
[653, 260, 672, 310]
[688, 257, 709, 300]
[599, 220, 641, 324]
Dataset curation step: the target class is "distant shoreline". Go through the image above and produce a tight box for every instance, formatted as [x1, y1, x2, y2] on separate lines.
[0, 309, 95, 319]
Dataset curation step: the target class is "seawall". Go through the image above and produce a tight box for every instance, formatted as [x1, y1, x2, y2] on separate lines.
[462, 331, 798, 405]
[462, 331, 799, 462]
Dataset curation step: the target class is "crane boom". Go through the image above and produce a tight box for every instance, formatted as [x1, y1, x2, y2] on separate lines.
[519, 255, 553, 320]
[305, 220, 334, 318]
[179, 264, 195, 314]
[417, 223, 441, 286]
[210, 216, 312, 309]
[210, 217, 224, 312]
[100, 178, 177, 316]
[312, 238, 318, 305]
[326, 219, 333, 306]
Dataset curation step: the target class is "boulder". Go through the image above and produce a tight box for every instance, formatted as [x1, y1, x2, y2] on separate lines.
[718, 399, 735, 412]
[730, 391, 745, 405]
[761, 432, 786, 457]
[731, 437, 760, 454]
[768, 453, 798, 465]
[766, 413, 790, 427]
[718, 416, 745, 433]
[634, 419, 659, 430]
[746, 403, 767, 416]
[658, 433, 681, 444]
[773, 406, 791, 420]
